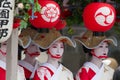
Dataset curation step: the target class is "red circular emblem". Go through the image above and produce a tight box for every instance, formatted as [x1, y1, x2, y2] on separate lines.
[83, 2, 116, 32]
[29, 1, 60, 29]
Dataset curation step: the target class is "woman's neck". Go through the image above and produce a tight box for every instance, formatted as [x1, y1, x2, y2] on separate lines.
[90, 56, 103, 68]
[23, 57, 36, 66]
[47, 55, 60, 69]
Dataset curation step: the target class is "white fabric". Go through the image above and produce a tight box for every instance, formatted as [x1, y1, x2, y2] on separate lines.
[19, 60, 41, 78]
[92, 65, 104, 80]
[84, 62, 99, 73]
[84, 62, 104, 80]
[47, 64, 62, 80]
[41, 63, 74, 80]
[0, 60, 6, 70]
[19, 60, 34, 72]
[101, 64, 114, 80]
[30, 61, 40, 78]
[84, 62, 114, 80]
[17, 66, 26, 80]
[42, 63, 57, 73]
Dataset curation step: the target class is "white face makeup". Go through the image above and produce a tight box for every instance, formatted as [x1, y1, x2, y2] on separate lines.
[26, 42, 40, 57]
[0, 42, 7, 56]
[92, 41, 109, 59]
[48, 41, 64, 59]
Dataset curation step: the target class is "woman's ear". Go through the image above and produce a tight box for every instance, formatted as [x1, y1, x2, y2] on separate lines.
[47, 49, 50, 54]
[89, 49, 95, 56]
[91, 49, 94, 53]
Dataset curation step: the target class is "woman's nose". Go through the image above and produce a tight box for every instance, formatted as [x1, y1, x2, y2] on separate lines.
[57, 47, 61, 53]
[103, 47, 108, 52]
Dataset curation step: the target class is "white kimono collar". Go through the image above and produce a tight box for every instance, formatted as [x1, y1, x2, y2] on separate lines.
[84, 62, 103, 73]
[0, 60, 6, 70]
[42, 63, 62, 73]
[19, 60, 41, 72]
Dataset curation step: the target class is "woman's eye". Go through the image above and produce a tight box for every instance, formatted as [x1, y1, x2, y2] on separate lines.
[106, 46, 108, 48]
[61, 46, 64, 48]
[99, 46, 103, 48]
[53, 46, 57, 48]
[31, 44, 35, 46]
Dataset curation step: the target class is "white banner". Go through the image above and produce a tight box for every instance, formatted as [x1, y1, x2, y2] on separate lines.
[0, 0, 14, 42]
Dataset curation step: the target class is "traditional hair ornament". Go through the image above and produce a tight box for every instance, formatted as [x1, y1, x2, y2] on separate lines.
[33, 28, 76, 49]
[73, 30, 117, 49]
[18, 27, 39, 48]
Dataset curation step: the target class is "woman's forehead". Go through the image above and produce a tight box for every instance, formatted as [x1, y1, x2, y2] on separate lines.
[54, 41, 63, 44]
[98, 41, 108, 46]
[102, 41, 108, 45]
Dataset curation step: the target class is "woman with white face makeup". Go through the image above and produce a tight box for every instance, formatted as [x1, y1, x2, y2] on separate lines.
[73, 30, 117, 80]
[18, 41, 41, 80]
[33, 28, 76, 80]
[48, 41, 64, 60]
[0, 41, 26, 80]
[0, 42, 7, 80]
[18, 27, 42, 80]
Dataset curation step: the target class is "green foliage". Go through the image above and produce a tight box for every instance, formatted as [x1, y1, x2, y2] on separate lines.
[34, 1, 41, 12]
[55, 0, 91, 26]
[15, 0, 41, 29]
[25, 4, 31, 10]
[116, 0, 120, 3]
[15, 0, 93, 29]
[113, 23, 120, 35]
[19, 20, 28, 29]
[67, 27, 74, 35]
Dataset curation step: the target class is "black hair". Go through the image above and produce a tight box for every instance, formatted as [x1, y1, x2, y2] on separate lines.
[39, 48, 47, 52]
[82, 45, 92, 56]
[18, 44, 24, 60]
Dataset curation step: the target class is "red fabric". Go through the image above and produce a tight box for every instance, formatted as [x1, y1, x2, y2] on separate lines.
[88, 68, 96, 79]
[33, 71, 49, 80]
[83, 2, 116, 32]
[42, 66, 54, 76]
[79, 68, 89, 80]
[24, 67, 32, 78]
[78, 67, 95, 80]
[33, 71, 40, 80]
[33, 66, 54, 80]
[0, 67, 6, 80]
[19, 66, 32, 79]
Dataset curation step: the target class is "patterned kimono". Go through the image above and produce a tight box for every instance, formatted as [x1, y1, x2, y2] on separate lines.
[0, 60, 6, 80]
[0, 60, 26, 80]
[19, 60, 41, 79]
[33, 63, 74, 80]
[76, 62, 114, 80]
